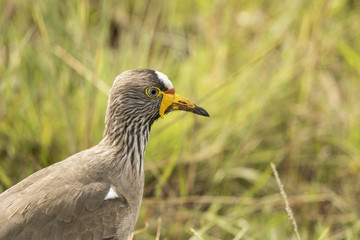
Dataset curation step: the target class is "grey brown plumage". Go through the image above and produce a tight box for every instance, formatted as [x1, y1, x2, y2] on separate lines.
[0, 69, 209, 240]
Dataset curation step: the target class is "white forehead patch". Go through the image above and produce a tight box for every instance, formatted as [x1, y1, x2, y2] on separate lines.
[155, 71, 173, 90]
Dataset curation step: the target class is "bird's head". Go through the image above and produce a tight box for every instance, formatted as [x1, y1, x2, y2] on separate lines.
[105, 69, 209, 129]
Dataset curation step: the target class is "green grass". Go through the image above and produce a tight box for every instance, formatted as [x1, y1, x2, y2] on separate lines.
[1, 0, 360, 239]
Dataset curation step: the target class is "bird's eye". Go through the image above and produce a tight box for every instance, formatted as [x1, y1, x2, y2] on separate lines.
[146, 87, 161, 98]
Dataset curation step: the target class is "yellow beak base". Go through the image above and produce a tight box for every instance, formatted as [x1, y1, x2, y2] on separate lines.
[159, 92, 209, 119]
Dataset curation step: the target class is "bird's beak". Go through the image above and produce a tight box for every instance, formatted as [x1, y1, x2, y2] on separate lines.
[159, 89, 210, 119]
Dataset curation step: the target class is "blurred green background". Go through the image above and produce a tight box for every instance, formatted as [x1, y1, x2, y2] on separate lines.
[1, 0, 360, 239]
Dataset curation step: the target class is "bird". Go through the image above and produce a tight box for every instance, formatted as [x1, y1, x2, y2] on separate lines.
[0, 69, 209, 240]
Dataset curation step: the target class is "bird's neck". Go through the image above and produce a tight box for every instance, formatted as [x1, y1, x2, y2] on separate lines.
[101, 117, 151, 176]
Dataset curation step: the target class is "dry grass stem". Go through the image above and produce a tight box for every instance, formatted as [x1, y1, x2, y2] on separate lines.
[190, 228, 204, 240]
[53, 44, 110, 95]
[128, 221, 149, 240]
[271, 162, 301, 240]
[143, 193, 331, 206]
[155, 217, 162, 240]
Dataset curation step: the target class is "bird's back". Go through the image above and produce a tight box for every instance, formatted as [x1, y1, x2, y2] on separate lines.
[0, 148, 135, 240]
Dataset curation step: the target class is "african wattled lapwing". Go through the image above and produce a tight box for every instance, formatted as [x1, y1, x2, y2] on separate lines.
[0, 69, 209, 240]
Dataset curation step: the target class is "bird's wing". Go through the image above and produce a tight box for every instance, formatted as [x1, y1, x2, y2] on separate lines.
[0, 160, 129, 240]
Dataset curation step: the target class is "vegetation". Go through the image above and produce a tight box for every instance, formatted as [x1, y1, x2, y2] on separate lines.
[1, 0, 360, 239]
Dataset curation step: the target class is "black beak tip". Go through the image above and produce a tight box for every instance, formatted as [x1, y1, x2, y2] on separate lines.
[195, 105, 210, 117]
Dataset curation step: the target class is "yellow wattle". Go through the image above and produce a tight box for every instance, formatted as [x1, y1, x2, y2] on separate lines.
[159, 93, 174, 119]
